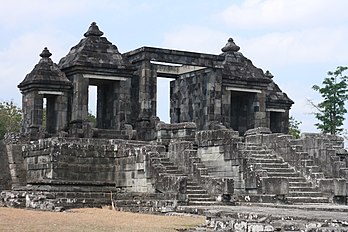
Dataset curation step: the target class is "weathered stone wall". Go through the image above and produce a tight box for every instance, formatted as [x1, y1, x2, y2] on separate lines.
[299, 133, 346, 178]
[170, 68, 223, 130]
[0, 141, 11, 190]
[6, 144, 26, 188]
[21, 138, 164, 193]
[195, 130, 244, 192]
[156, 122, 196, 147]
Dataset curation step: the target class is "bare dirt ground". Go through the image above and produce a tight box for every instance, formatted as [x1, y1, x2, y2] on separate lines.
[0, 207, 205, 232]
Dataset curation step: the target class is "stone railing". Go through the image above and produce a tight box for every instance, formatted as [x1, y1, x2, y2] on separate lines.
[156, 122, 196, 147]
[166, 139, 234, 201]
[145, 151, 187, 203]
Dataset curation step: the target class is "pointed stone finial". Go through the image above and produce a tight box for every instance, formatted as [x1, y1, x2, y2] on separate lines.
[221, 38, 240, 53]
[40, 47, 52, 58]
[265, 70, 274, 79]
[84, 22, 104, 37]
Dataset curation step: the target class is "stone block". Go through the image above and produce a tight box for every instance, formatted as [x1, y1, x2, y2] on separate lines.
[319, 178, 347, 196]
[261, 177, 288, 195]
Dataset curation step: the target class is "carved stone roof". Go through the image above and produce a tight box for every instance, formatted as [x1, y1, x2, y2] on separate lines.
[266, 81, 294, 109]
[58, 22, 134, 75]
[221, 38, 271, 85]
[18, 47, 71, 92]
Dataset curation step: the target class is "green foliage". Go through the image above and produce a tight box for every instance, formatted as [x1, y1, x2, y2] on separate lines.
[288, 116, 302, 139]
[312, 66, 348, 135]
[0, 101, 22, 139]
[87, 111, 96, 127]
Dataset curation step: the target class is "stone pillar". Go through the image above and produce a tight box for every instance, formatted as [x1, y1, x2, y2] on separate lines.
[56, 94, 70, 132]
[137, 60, 157, 120]
[254, 91, 267, 128]
[221, 87, 231, 128]
[206, 69, 223, 128]
[22, 91, 43, 134]
[70, 74, 89, 123]
[134, 60, 157, 140]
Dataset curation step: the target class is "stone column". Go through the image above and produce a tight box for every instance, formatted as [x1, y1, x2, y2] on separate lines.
[70, 74, 89, 123]
[54, 93, 70, 133]
[254, 91, 267, 128]
[137, 60, 157, 120]
[22, 91, 43, 134]
[205, 69, 223, 129]
[134, 60, 158, 140]
[221, 87, 231, 128]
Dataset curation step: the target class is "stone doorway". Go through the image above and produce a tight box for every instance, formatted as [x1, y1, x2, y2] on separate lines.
[269, 111, 282, 133]
[230, 91, 256, 135]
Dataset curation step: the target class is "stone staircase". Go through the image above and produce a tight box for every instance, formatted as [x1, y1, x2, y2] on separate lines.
[244, 144, 329, 204]
[186, 180, 217, 205]
[157, 152, 218, 205]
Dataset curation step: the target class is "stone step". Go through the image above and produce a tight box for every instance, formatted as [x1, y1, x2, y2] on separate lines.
[186, 189, 208, 195]
[188, 197, 215, 202]
[288, 191, 323, 197]
[243, 150, 273, 155]
[251, 158, 284, 164]
[267, 172, 300, 177]
[289, 186, 317, 192]
[289, 182, 312, 187]
[286, 196, 329, 204]
[261, 163, 289, 168]
[187, 201, 219, 206]
[159, 158, 170, 163]
[243, 145, 265, 150]
[165, 166, 178, 171]
[187, 194, 211, 199]
[165, 170, 182, 174]
[250, 153, 277, 159]
[263, 167, 295, 173]
[186, 185, 202, 191]
[287, 177, 307, 182]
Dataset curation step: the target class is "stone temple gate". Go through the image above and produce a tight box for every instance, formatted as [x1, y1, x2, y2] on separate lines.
[1, 23, 347, 212]
[18, 22, 293, 140]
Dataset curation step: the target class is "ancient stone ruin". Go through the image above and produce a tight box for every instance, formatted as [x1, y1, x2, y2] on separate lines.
[1, 23, 347, 224]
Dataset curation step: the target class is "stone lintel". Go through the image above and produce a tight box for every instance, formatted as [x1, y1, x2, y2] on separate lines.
[126, 46, 224, 68]
[83, 74, 127, 81]
[38, 91, 64, 95]
[266, 108, 286, 113]
[153, 62, 207, 76]
[226, 87, 262, 93]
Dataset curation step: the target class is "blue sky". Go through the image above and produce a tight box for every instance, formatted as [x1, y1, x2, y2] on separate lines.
[1, 0, 347, 137]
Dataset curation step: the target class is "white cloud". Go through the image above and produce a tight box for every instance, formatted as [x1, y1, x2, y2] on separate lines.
[219, 0, 348, 30]
[238, 27, 348, 68]
[162, 26, 229, 54]
[0, 30, 75, 104]
[0, 1, 88, 28]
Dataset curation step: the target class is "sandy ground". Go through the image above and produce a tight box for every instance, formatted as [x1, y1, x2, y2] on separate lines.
[0, 207, 205, 232]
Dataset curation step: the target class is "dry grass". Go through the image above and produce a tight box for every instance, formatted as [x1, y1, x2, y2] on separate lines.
[0, 207, 204, 232]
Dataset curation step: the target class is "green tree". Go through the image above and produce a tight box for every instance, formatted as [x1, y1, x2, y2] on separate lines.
[0, 101, 22, 139]
[288, 116, 302, 139]
[87, 111, 96, 127]
[312, 66, 348, 135]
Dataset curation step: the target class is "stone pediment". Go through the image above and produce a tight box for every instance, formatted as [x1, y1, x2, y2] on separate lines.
[59, 22, 134, 75]
[18, 47, 71, 92]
